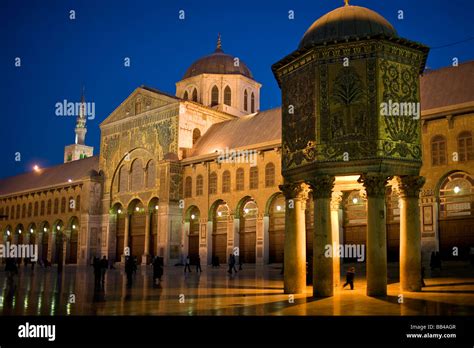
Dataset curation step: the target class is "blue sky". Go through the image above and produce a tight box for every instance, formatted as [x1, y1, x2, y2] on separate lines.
[1, 0, 473, 178]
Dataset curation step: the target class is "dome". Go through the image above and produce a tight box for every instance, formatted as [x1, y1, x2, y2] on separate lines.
[299, 3, 398, 49]
[183, 35, 253, 80]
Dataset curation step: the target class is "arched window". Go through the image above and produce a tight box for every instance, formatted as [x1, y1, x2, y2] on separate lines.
[458, 131, 473, 162]
[183, 91, 189, 100]
[119, 166, 128, 192]
[22, 203, 26, 218]
[76, 195, 81, 211]
[236, 168, 244, 191]
[196, 175, 203, 196]
[28, 203, 33, 217]
[244, 90, 248, 111]
[224, 86, 231, 106]
[211, 86, 219, 106]
[131, 159, 144, 191]
[184, 176, 192, 198]
[16, 204, 20, 219]
[146, 160, 156, 188]
[61, 197, 66, 213]
[209, 172, 218, 194]
[222, 171, 231, 193]
[250, 167, 258, 189]
[47, 200, 52, 215]
[54, 199, 59, 214]
[192, 128, 201, 145]
[40, 201, 45, 216]
[431, 135, 447, 166]
[265, 163, 275, 187]
[192, 88, 198, 102]
[251, 92, 255, 113]
[34, 202, 39, 216]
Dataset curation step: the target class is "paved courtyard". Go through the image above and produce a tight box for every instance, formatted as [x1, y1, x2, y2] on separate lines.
[1, 262, 474, 316]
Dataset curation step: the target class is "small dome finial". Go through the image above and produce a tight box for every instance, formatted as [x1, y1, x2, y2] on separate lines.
[344, 0, 350, 6]
[216, 33, 223, 52]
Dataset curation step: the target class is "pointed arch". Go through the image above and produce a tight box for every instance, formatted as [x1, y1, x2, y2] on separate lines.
[224, 86, 231, 106]
[211, 85, 219, 106]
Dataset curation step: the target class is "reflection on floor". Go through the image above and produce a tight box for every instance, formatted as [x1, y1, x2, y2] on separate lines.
[0, 262, 473, 316]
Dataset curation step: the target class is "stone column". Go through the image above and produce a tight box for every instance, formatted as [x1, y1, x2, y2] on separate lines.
[142, 212, 151, 265]
[122, 213, 130, 262]
[331, 191, 343, 288]
[279, 182, 309, 294]
[308, 175, 335, 297]
[397, 175, 425, 292]
[358, 173, 390, 296]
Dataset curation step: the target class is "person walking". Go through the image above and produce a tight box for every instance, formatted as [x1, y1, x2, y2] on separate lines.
[342, 267, 355, 290]
[196, 255, 202, 273]
[100, 256, 108, 286]
[125, 256, 134, 287]
[184, 255, 192, 273]
[152, 256, 163, 285]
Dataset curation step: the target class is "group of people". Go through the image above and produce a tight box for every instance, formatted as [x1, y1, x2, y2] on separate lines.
[184, 255, 202, 273]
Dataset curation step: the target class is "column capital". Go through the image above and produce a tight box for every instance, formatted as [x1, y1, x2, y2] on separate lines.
[396, 175, 426, 198]
[330, 191, 343, 211]
[358, 173, 391, 197]
[307, 175, 335, 199]
[279, 182, 310, 201]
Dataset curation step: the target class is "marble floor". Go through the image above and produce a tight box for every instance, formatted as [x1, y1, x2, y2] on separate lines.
[1, 261, 473, 316]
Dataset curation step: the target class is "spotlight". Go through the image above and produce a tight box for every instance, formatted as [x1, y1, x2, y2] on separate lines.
[276, 205, 281, 211]
[454, 186, 461, 194]
[117, 209, 122, 214]
[135, 206, 140, 212]
[191, 214, 195, 220]
[352, 198, 359, 204]
[30, 228, 34, 233]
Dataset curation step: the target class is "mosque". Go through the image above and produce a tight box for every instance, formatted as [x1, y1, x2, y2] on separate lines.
[0, 1, 472, 296]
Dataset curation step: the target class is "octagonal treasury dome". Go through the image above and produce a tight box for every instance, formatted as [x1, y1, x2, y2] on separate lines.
[299, 2, 398, 49]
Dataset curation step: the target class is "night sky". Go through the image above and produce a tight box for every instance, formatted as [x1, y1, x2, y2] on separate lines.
[1, 0, 473, 179]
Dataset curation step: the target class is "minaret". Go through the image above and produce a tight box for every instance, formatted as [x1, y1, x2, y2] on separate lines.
[75, 88, 87, 145]
[64, 88, 94, 163]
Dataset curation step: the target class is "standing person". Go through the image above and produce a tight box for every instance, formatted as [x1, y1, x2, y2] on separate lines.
[228, 253, 238, 274]
[152, 256, 164, 285]
[125, 256, 134, 287]
[184, 255, 192, 273]
[196, 255, 202, 273]
[342, 267, 355, 290]
[100, 256, 108, 286]
[5, 257, 18, 281]
[132, 256, 138, 276]
[93, 257, 101, 289]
